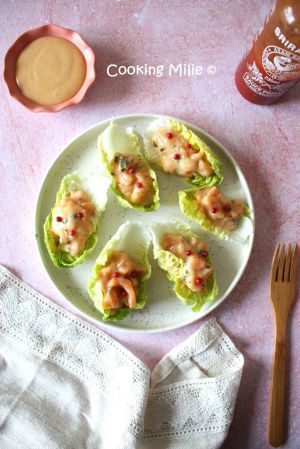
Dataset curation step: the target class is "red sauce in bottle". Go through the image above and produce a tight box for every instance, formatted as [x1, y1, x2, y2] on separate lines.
[235, 0, 300, 105]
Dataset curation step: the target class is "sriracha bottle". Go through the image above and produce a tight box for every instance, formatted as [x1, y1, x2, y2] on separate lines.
[235, 0, 300, 104]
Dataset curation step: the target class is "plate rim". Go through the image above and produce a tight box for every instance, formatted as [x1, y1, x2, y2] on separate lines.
[35, 113, 255, 333]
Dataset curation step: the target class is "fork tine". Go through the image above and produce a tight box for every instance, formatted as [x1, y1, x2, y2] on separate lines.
[271, 244, 280, 282]
[277, 244, 285, 282]
[290, 244, 298, 283]
[284, 244, 292, 281]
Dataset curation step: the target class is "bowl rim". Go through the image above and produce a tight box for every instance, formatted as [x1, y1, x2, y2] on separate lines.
[3, 23, 96, 113]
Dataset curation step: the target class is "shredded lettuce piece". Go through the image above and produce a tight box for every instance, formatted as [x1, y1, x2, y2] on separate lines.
[143, 117, 223, 187]
[98, 122, 160, 211]
[179, 187, 253, 241]
[88, 221, 151, 321]
[44, 172, 108, 269]
[151, 221, 218, 312]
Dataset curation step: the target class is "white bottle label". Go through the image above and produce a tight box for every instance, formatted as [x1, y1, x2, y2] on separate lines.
[242, 61, 294, 97]
[262, 45, 300, 81]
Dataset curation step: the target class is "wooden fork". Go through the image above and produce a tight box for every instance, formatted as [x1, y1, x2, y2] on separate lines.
[268, 243, 298, 447]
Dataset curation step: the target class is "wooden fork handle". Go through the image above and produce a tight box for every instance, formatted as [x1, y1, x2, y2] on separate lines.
[269, 324, 286, 447]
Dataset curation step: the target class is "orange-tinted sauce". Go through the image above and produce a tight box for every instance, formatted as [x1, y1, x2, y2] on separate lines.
[51, 190, 95, 256]
[162, 233, 213, 293]
[110, 153, 155, 206]
[152, 128, 213, 178]
[16, 36, 86, 105]
[96, 251, 146, 311]
[195, 187, 245, 231]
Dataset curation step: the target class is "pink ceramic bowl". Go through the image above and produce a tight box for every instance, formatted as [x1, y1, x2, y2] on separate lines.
[4, 24, 96, 112]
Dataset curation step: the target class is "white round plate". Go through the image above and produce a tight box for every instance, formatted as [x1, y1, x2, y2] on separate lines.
[36, 114, 255, 333]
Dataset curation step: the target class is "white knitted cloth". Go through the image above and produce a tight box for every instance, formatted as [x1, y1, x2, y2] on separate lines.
[0, 265, 244, 449]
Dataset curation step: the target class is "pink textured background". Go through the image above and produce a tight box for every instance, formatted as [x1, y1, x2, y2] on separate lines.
[1, 1, 300, 448]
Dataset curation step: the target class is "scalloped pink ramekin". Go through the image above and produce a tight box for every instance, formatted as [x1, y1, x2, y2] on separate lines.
[4, 24, 95, 112]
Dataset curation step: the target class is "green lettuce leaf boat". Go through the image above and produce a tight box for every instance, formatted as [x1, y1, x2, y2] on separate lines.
[44, 172, 108, 269]
[98, 122, 159, 211]
[88, 221, 151, 321]
[179, 187, 252, 241]
[143, 117, 223, 187]
[151, 221, 218, 312]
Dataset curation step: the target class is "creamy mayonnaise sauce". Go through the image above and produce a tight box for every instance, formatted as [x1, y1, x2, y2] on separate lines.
[51, 190, 95, 256]
[110, 153, 155, 206]
[16, 36, 86, 105]
[162, 233, 213, 293]
[195, 187, 245, 231]
[152, 128, 213, 178]
[96, 251, 146, 311]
